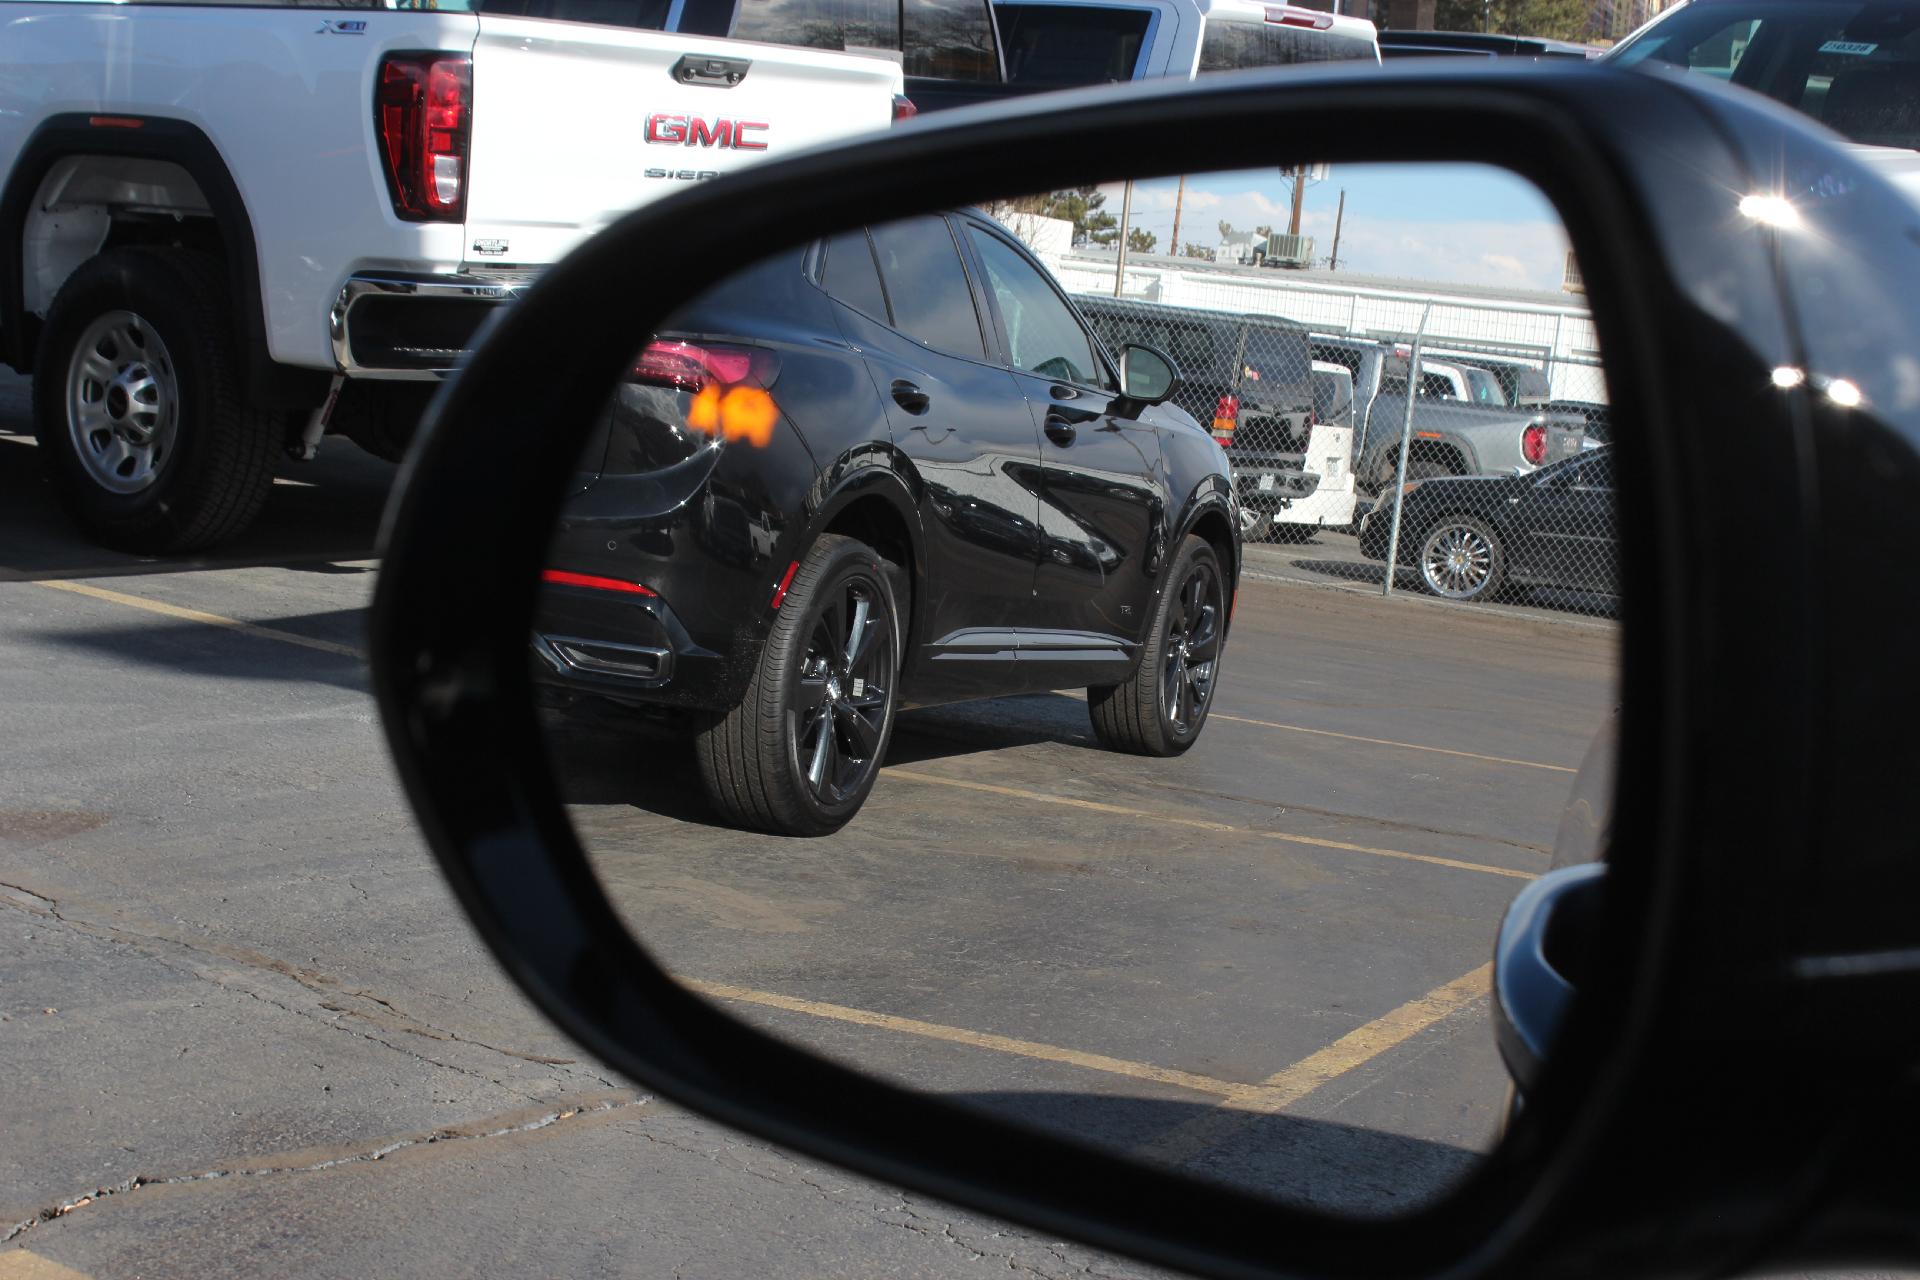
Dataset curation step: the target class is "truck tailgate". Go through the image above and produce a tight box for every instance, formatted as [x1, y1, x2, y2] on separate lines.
[464, 21, 900, 268]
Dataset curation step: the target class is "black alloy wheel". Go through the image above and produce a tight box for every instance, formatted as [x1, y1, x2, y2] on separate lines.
[792, 578, 894, 806]
[696, 534, 900, 835]
[1160, 557, 1222, 736]
[1089, 534, 1225, 756]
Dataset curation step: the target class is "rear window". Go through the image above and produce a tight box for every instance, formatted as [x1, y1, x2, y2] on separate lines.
[1611, 1, 1920, 148]
[1311, 368, 1354, 423]
[1199, 18, 1378, 71]
[819, 229, 891, 323]
[1238, 325, 1312, 394]
[998, 3, 1154, 84]
[504, 0, 996, 78]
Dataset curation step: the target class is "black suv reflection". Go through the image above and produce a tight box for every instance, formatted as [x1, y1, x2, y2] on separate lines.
[535, 211, 1241, 835]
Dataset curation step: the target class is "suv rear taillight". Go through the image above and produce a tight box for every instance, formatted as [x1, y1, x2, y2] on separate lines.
[376, 53, 471, 222]
[1522, 422, 1547, 465]
[1212, 394, 1240, 443]
[892, 94, 919, 124]
[633, 340, 779, 390]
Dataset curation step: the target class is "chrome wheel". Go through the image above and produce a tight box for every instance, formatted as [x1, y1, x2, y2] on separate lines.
[791, 577, 894, 805]
[65, 310, 179, 495]
[1160, 560, 1221, 735]
[1420, 520, 1496, 599]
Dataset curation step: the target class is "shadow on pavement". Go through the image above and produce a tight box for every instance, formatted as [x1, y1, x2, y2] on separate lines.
[543, 692, 1102, 828]
[950, 1090, 1481, 1216]
[25, 611, 370, 694]
[0, 433, 396, 584]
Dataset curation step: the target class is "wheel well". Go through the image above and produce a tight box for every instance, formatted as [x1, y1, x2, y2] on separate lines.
[21, 155, 221, 319]
[824, 496, 917, 637]
[1188, 508, 1236, 583]
[1406, 440, 1467, 474]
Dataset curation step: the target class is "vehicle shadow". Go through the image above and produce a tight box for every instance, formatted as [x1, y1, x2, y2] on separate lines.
[944, 1090, 1482, 1216]
[543, 692, 1102, 827]
[23, 612, 370, 694]
[0, 430, 395, 585]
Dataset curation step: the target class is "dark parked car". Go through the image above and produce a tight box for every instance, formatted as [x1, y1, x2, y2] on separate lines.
[535, 211, 1240, 835]
[1357, 447, 1615, 600]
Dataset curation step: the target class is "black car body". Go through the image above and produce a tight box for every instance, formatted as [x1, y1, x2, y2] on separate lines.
[534, 210, 1240, 829]
[1357, 448, 1616, 599]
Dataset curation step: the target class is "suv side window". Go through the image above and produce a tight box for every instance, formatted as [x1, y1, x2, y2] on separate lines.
[965, 226, 1110, 387]
[819, 229, 891, 323]
[904, 0, 1000, 80]
[869, 218, 988, 360]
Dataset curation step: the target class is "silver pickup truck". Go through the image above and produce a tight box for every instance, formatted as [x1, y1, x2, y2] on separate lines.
[1355, 393, 1585, 492]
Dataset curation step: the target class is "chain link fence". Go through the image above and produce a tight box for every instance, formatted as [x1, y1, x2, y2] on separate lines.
[1074, 287, 1617, 621]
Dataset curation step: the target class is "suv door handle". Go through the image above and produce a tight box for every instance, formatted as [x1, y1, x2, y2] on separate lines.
[1043, 414, 1077, 445]
[892, 380, 931, 415]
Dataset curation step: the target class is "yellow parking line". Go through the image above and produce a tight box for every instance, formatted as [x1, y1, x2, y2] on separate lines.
[885, 770, 1537, 880]
[30, 581, 363, 660]
[0, 1251, 94, 1280]
[686, 978, 1276, 1103]
[1132, 962, 1493, 1165]
[1210, 713, 1578, 773]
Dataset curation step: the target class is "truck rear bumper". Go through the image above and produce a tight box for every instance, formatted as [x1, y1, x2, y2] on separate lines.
[330, 271, 536, 379]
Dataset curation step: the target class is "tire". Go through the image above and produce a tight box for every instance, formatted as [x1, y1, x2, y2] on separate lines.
[695, 534, 900, 836]
[1405, 457, 1453, 481]
[1088, 535, 1225, 756]
[1237, 504, 1272, 543]
[1417, 514, 1506, 601]
[33, 248, 278, 553]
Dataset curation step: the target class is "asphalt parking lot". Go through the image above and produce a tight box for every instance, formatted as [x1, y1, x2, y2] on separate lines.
[1, 364, 1632, 1275]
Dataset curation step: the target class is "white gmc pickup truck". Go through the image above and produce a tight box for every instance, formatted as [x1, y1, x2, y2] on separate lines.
[0, 4, 903, 551]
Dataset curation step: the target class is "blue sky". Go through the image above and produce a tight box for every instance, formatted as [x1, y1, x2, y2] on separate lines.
[1098, 163, 1573, 291]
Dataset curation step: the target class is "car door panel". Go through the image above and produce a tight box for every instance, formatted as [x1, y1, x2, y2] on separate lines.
[959, 220, 1169, 687]
[820, 222, 1049, 702]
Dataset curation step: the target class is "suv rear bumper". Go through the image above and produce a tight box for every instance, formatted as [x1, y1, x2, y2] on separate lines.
[331, 271, 536, 379]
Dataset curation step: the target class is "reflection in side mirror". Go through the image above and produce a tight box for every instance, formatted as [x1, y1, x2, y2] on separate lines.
[1119, 342, 1178, 404]
[522, 160, 1620, 1219]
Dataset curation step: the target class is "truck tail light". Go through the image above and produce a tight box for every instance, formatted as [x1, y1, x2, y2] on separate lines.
[1212, 393, 1240, 443]
[376, 53, 471, 222]
[1522, 422, 1547, 465]
[892, 94, 919, 124]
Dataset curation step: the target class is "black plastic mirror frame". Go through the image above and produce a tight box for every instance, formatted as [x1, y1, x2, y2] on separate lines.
[368, 63, 1823, 1279]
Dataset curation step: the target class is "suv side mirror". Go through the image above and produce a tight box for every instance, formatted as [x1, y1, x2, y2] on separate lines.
[1118, 342, 1178, 405]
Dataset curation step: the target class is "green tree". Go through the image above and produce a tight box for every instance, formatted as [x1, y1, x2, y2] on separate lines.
[1182, 243, 1212, 259]
[1126, 227, 1157, 254]
[982, 188, 1121, 244]
[1217, 219, 1235, 241]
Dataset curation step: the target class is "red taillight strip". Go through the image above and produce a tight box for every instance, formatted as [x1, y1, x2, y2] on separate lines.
[541, 569, 656, 597]
[769, 560, 801, 609]
[88, 116, 145, 130]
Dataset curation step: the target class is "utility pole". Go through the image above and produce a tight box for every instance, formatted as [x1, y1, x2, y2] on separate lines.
[1113, 178, 1134, 297]
[1288, 165, 1306, 238]
[1328, 188, 1346, 270]
[1170, 175, 1186, 260]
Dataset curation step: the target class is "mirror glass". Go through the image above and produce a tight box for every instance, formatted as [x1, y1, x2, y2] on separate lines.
[534, 163, 1619, 1213]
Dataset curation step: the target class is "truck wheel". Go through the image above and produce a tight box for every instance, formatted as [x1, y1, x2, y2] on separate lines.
[1089, 535, 1223, 756]
[695, 534, 900, 836]
[33, 248, 278, 553]
[1417, 515, 1506, 601]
